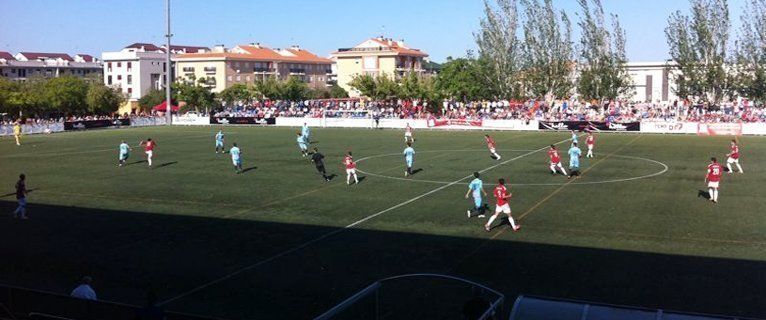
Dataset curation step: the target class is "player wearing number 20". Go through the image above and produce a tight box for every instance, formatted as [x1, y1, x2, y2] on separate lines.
[705, 157, 723, 203]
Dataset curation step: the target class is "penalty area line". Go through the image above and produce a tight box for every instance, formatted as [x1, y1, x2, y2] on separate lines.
[158, 135, 576, 306]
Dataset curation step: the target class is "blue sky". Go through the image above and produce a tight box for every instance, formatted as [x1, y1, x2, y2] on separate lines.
[0, 0, 747, 62]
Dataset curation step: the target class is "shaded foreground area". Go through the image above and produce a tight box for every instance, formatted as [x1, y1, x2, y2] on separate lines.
[0, 200, 764, 319]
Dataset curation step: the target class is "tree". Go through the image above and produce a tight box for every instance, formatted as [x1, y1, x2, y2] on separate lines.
[138, 89, 167, 109]
[253, 76, 283, 99]
[576, 0, 632, 101]
[219, 83, 252, 105]
[475, 0, 522, 99]
[281, 76, 310, 101]
[399, 72, 422, 99]
[373, 73, 400, 100]
[733, 0, 766, 103]
[519, 0, 574, 100]
[436, 55, 493, 101]
[329, 84, 349, 98]
[173, 76, 215, 112]
[86, 83, 124, 114]
[666, 0, 732, 104]
[41, 76, 89, 114]
[348, 74, 377, 98]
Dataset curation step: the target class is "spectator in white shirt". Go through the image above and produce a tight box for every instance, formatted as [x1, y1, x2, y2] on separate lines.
[70, 276, 97, 300]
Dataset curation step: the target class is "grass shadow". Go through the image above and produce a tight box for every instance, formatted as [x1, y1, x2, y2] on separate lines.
[156, 161, 178, 168]
[242, 166, 258, 173]
[698, 189, 711, 200]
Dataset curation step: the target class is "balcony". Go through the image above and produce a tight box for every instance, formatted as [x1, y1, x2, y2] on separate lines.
[289, 68, 306, 74]
[254, 67, 275, 73]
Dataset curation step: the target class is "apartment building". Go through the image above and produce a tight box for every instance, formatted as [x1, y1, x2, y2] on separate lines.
[0, 51, 102, 82]
[173, 43, 333, 93]
[331, 36, 429, 97]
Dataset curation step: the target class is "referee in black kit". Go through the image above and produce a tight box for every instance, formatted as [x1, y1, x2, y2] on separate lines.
[311, 147, 331, 182]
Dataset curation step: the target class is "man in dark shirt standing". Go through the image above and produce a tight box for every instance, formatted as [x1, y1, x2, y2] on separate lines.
[14, 174, 27, 219]
[311, 148, 331, 182]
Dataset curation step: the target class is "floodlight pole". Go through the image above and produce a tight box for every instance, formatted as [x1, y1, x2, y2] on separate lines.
[165, 0, 173, 125]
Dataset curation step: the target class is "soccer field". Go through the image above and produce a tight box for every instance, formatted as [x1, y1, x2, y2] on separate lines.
[1, 126, 765, 319]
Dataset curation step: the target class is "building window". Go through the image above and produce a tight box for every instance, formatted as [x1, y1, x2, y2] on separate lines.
[246, 76, 251, 81]
[117, 75, 122, 80]
[163, 63, 166, 72]
[127, 75, 132, 84]
[107, 62, 112, 72]
[234, 62, 239, 68]
[236, 76, 241, 81]
[117, 62, 121, 68]
[107, 75, 112, 85]
[127, 87, 132, 94]
[127, 62, 132, 71]
[10, 68, 16, 73]
[182, 67, 195, 72]
[227, 76, 232, 81]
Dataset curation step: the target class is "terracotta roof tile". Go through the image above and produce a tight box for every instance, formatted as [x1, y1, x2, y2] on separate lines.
[0, 51, 14, 60]
[18, 52, 74, 61]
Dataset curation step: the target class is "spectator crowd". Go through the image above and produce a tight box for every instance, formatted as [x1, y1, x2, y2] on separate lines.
[210, 98, 766, 123]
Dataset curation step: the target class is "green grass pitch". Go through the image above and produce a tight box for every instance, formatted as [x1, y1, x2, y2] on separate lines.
[0, 126, 765, 319]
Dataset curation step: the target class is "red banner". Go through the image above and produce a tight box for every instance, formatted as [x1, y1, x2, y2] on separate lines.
[697, 122, 743, 136]
[427, 118, 483, 128]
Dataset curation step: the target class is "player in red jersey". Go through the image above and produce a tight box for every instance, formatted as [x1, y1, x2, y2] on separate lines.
[485, 134, 502, 160]
[705, 157, 723, 203]
[343, 151, 359, 185]
[726, 139, 743, 174]
[585, 132, 595, 158]
[140, 138, 156, 167]
[404, 124, 414, 143]
[485, 178, 520, 232]
[547, 145, 567, 176]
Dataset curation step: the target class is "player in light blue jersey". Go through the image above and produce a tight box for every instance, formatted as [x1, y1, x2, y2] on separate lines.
[568, 142, 582, 179]
[296, 132, 308, 157]
[301, 123, 311, 143]
[465, 172, 488, 218]
[229, 143, 242, 174]
[117, 140, 131, 167]
[571, 130, 578, 145]
[403, 142, 415, 177]
[215, 130, 225, 154]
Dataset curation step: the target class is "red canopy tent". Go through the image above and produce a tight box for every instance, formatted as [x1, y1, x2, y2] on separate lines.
[152, 101, 179, 112]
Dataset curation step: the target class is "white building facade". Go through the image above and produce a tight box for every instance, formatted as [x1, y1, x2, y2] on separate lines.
[624, 61, 681, 103]
[102, 43, 208, 114]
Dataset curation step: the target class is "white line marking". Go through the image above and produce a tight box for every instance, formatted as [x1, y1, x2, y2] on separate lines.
[356, 151, 669, 186]
[158, 136, 576, 306]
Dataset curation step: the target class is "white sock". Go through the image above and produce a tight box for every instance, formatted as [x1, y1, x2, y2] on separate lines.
[560, 165, 567, 175]
[148, 156, 152, 166]
[737, 163, 743, 173]
[713, 189, 719, 201]
[486, 215, 497, 227]
[493, 152, 501, 159]
[550, 165, 556, 173]
[347, 174, 351, 184]
[354, 174, 359, 183]
[508, 216, 517, 228]
[727, 163, 733, 172]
